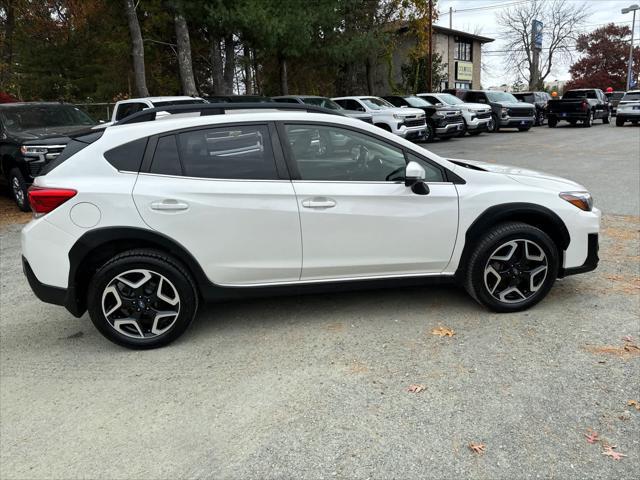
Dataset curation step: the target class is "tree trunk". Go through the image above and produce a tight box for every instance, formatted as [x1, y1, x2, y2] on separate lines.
[243, 46, 253, 95]
[223, 34, 234, 94]
[174, 11, 198, 96]
[366, 57, 375, 95]
[124, 0, 149, 97]
[210, 37, 224, 95]
[279, 55, 288, 95]
[251, 48, 262, 94]
[0, 0, 15, 88]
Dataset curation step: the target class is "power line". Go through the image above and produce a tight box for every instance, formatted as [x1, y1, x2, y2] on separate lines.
[439, 0, 532, 16]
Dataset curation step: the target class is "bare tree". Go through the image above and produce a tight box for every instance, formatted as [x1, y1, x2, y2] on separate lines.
[124, 0, 149, 97]
[497, 0, 589, 90]
[174, 10, 198, 96]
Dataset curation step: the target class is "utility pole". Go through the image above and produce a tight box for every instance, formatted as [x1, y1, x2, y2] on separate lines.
[530, 20, 542, 90]
[427, 0, 433, 92]
[449, 6, 452, 29]
[622, 4, 639, 90]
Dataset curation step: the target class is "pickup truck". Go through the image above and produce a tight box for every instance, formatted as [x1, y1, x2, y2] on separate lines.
[382, 95, 464, 142]
[332, 96, 426, 140]
[0, 102, 95, 210]
[547, 89, 610, 128]
[109, 96, 207, 124]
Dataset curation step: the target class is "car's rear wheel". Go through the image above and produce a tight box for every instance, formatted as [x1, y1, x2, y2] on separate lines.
[548, 117, 557, 128]
[9, 168, 30, 212]
[583, 111, 592, 128]
[87, 249, 198, 349]
[616, 117, 625, 127]
[602, 112, 610, 124]
[464, 222, 559, 312]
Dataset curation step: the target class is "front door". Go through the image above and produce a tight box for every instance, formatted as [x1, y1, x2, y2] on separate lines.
[279, 123, 459, 282]
[133, 123, 302, 286]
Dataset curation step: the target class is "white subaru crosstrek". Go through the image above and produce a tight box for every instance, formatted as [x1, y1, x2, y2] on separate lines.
[21, 103, 600, 349]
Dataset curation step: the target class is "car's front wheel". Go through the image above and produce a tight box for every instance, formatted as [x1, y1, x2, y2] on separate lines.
[9, 168, 30, 212]
[87, 249, 198, 349]
[464, 222, 559, 312]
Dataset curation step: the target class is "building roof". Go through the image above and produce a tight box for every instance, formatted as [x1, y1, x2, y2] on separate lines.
[390, 21, 494, 43]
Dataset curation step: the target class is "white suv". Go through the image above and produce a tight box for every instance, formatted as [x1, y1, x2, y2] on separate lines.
[22, 104, 600, 349]
[332, 96, 426, 140]
[418, 92, 491, 135]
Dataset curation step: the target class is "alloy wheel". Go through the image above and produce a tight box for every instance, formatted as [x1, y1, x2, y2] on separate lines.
[483, 239, 548, 304]
[12, 176, 24, 207]
[101, 269, 181, 339]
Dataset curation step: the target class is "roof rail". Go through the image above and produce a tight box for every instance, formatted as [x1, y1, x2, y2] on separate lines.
[114, 102, 346, 125]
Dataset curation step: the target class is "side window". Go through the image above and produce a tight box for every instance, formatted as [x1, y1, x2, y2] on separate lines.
[346, 99, 363, 111]
[150, 135, 182, 176]
[105, 137, 147, 172]
[333, 99, 348, 109]
[406, 153, 445, 182]
[284, 124, 406, 182]
[115, 102, 147, 121]
[177, 125, 277, 179]
[426, 96, 441, 105]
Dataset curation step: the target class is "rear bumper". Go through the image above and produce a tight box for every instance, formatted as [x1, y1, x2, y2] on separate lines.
[617, 112, 640, 120]
[559, 233, 599, 278]
[22, 256, 84, 317]
[549, 112, 587, 121]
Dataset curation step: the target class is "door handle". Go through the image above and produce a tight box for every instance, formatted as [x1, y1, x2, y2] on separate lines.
[150, 200, 189, 211]
[302, 197, 336, 209]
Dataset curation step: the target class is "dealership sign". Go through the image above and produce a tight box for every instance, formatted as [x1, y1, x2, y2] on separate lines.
[456, 61, 473, 81]
[533, 20, 543, 51]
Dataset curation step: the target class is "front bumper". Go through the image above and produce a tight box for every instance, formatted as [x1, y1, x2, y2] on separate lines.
[499, 116, 534, 128]
[558, 233, 599, 278]
[398, 127, 426, 140]
[466, 118, 490, 130]
[435, 122, 465, 137]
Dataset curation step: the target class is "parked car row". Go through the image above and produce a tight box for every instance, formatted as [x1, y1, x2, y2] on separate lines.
[1, 88, 637, 212]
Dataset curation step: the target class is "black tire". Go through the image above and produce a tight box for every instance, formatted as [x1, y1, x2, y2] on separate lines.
[583, 111, 592, 128]
[424, 122, 436, 142]
[616, 117, 624, 127]
[87, 249, 199, 349]
[457, 120, 467, 137]
[548, 117, 557, 128]
[602, 112, 610, 124]
[8, 168, 30, 212]
[534, 111, 543, 126]
[487, 114, 499, 132]
[518, 126, 531, 132]
[463, 222, 559, 313]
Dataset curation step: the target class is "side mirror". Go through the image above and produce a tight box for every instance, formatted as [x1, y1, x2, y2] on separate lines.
[357, 107, 365, 112]
[405, 161, 430, 195]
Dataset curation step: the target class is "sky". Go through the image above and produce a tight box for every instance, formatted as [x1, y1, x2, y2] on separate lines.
[435, 0, 639, 87]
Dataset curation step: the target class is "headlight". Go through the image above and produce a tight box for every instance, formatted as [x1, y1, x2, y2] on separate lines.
[560, 191, 593, 211]
[20, 145, 48, 156]
[393, 113, 401, 119]
[501, 107, 508, 116]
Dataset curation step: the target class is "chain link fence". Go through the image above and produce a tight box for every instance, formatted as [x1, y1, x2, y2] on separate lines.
[74, 103, 115, 123]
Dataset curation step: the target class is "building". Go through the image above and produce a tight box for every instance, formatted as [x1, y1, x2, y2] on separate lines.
[374, 24, 494, 94]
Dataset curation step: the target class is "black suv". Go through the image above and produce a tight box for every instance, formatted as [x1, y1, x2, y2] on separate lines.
[382, 95, 464, 141]
[0, 102, 95, 210]
[513, 91, 551, 126]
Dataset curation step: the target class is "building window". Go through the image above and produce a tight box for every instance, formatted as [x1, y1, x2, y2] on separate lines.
[455, 39, 472, 62]
[455, 82, 471, 90]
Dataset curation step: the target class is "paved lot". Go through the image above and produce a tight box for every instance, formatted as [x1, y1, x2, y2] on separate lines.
[1, 122, 639, 479]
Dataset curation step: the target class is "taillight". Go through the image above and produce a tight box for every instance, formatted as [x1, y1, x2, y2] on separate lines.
[28, 186, 77, 215]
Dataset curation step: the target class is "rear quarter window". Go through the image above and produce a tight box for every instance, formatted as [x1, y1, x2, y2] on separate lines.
[104, 137, 148, 172]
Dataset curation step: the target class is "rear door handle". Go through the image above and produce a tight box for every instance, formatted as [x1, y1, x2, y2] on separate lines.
[301, 197, 336, 209]
[150, 200, 189, 211]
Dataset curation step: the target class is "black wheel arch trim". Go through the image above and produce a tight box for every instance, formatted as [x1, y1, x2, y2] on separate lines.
[456, 202, 571, 277]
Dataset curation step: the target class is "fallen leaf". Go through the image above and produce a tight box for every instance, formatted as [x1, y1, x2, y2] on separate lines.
[585, 430, 599, 444]
[468, 443, 485, 454]
[627, 400, 640, 411]
[623, 343, 640, 353]
[602, 445, 626, 460]
[431, 326, 455, 337]
[407, 384, 425, 393]
[622, 335, 634, 342]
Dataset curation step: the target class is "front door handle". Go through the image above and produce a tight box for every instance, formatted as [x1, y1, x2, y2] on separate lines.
[302, 197, 336, 209]
[150, 200, 189, 211]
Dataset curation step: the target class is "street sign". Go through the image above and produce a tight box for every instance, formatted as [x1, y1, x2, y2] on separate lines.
[533, 20, 543, 51]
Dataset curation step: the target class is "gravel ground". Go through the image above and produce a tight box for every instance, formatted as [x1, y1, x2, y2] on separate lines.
[1, 122, 639, 480]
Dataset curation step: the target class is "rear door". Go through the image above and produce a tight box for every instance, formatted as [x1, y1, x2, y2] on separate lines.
[278, 122, 458, 281]
[133, 122, 302, 286]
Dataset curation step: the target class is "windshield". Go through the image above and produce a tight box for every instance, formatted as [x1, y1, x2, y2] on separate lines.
[360, 97, 393, 110]
[486, 91, 518, 103]
[301, 97, 342, 110]
[563, 90, 597, 99]
[436, 93, 463, 105]
[621, 92, 640, 101]
[514, 93, 535, 103]
[0, 104, 95, 132]
[606, 92, 625, 100]
[403, 96, 431, 107]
